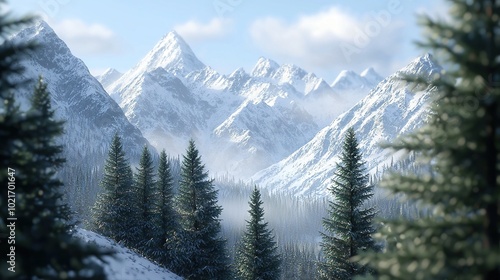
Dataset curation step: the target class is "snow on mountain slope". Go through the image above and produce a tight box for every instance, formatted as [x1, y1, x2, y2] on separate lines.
[102, 29, 381, 179]
[251, 58, 335, 98]
[252, 54, 442, 197]
[12, 20, 151, 165]
[251, 57, 280, 78]
[212, 97, 316, 177]
[104, 33, 321, 178]
[75, 229, 181, 280]
[108, 31, 205, 97]
[96, 68, 123, 89]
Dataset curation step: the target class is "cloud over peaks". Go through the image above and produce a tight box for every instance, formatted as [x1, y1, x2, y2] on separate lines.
[250, 7, 406, 75]
[174, 18, 232, 44]
[49, 18, 121, 56]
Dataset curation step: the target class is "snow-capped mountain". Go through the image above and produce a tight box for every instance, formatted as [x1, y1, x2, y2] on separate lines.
[361, 67, 384, 86]
[13, 20, 384, 181]
[252, 54, 442, 197]
[12, 20, 151, 167]
[101, 30, 380, 179]
[96, 68, 123, 89]
[75, 229, 181, 280]
[251, 57, 335, 97]
[108, 31, 205, 97]
[105, 34, 324, 178]
[251, 57, 280, 78]
[331, 68, 382, 91]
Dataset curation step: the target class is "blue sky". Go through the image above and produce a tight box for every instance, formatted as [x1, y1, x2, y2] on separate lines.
[10, 0, 447, 82]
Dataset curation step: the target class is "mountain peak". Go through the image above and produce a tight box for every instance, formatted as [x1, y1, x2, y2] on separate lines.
[13, 19, 58, 43]
[134, 30, 205, 76]
[33, 19, 53, 32]
[360, 67, 383, 85]
[331, 70, 363, 89]
[162, 30, 184, 44]
[229, 67, 248, 78]
[100, 67, 122, 76]
[399, 53, 441, 78]
[96, 68, 123, 89]
[277, 64, 307, 77]
[251, 57, 279, 77]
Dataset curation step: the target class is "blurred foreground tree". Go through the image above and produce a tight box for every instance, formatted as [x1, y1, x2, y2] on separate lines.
[359, 1, 500, 279]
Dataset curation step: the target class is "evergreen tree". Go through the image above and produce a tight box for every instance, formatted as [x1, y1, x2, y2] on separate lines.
[359, 1, 500, 279]
[173, 140, 230, 279]
[91, 133, 136, 247]
[134, 146, 159, 257]
[235, 187, 281, 280]
[318, 127, 377, 279]
[156, 150, 177, 267]
[0, 74, 110, 278]
[0, 5, 110, 277]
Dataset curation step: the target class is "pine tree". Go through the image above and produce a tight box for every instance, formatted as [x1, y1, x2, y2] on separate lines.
[173, 140, 230, 279]
[156, 150, 177, 267]
[134, 145, 159, 258]
[235, 187, 281, 280]
[91, 133, 136, 247]
[318, 127, 377, 279]
[359, 1, 500, 279]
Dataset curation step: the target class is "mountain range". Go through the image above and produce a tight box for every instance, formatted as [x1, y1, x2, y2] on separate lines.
[252, 54, 442, 197]
[14, 20, 438, 197]
[101, 30, 381, 178]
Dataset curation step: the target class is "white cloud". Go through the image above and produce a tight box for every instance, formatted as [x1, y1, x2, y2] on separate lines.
[48, 18, 121, 55]
[174, 18, 231, 43]
[250, 7, 406, 74]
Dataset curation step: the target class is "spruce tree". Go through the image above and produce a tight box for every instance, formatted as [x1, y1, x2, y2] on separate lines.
[156, 150, 177, 267]
[360, 1, 500, 279]
[0, 4, 110, 276]
[235, 187, 281, 280]
[173, 140, 230, 279]
[318, 127, 377, 279]
[91, 133, 136, 247]
[134, 145, 159, 257]
[0, 75, 110, 279]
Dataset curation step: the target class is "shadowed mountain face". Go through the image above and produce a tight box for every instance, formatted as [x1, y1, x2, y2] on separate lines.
[12, 20, 152, 167]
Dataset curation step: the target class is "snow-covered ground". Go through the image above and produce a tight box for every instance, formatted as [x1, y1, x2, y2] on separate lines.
[75, 229, 182, 280]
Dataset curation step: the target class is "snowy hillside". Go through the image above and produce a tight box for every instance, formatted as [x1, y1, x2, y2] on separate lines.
[252, 54, 442, 197]
[104, 30, 380, 178]
[75, 229, 182, 280]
